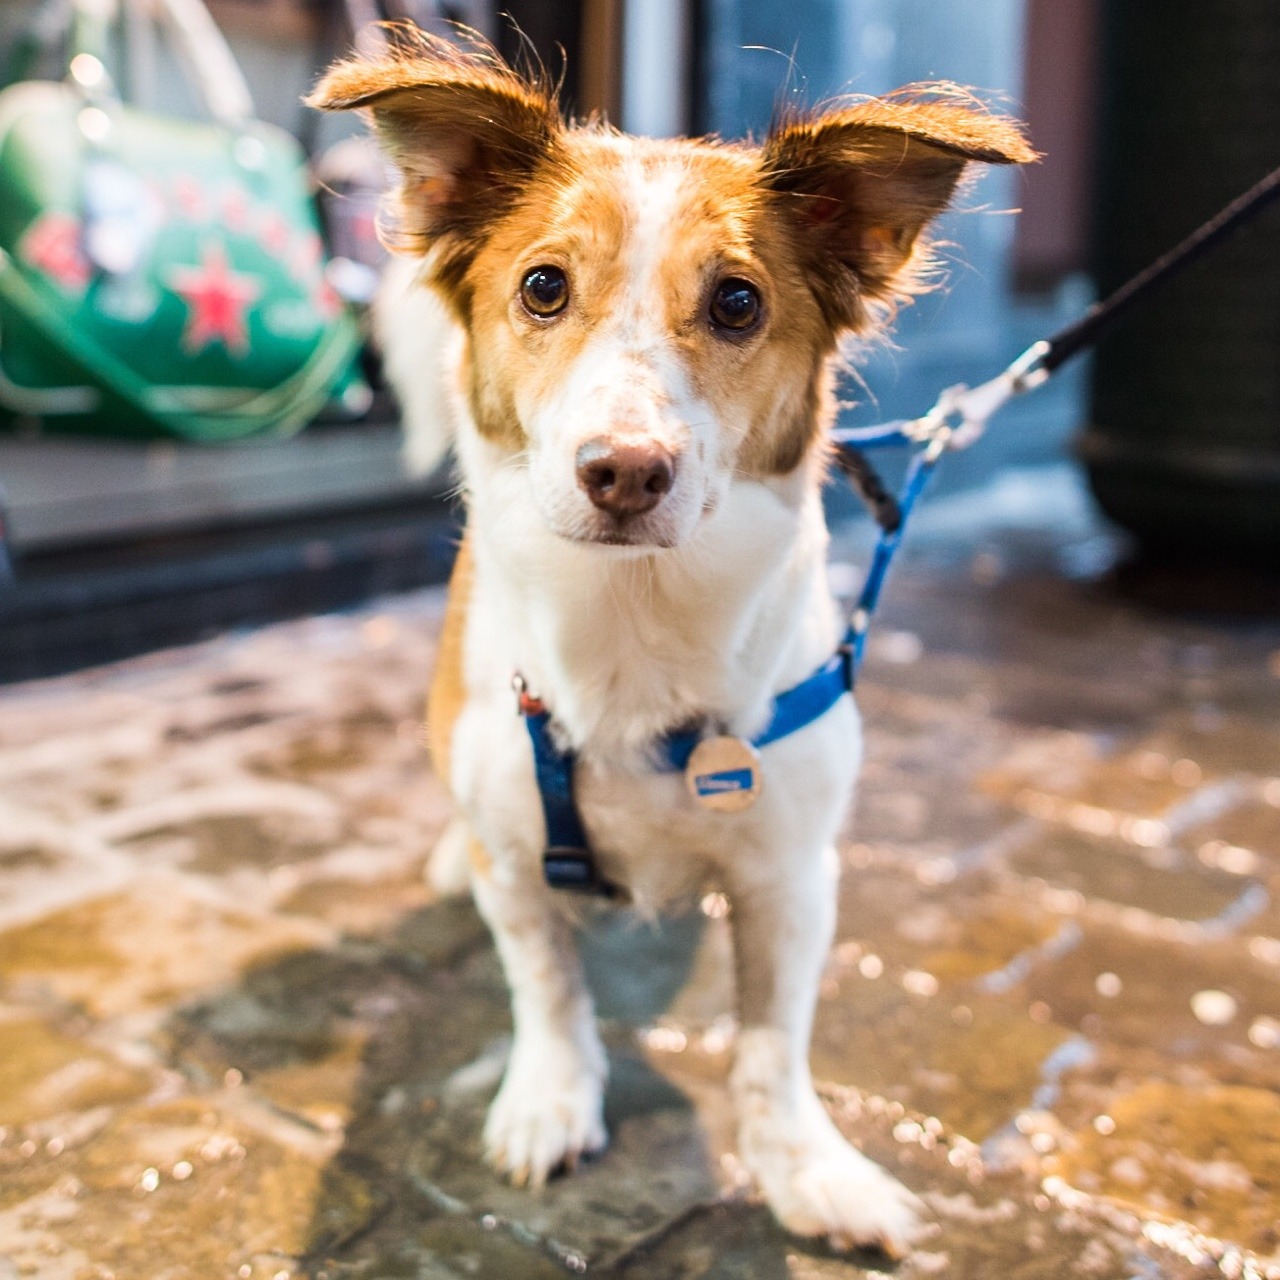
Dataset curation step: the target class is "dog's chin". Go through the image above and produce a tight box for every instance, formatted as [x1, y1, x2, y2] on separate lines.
[558, 524, 680, 556]
[540, 509, 688, 555]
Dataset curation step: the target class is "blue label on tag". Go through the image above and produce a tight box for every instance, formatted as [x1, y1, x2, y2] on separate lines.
[694, 767, 755, 796]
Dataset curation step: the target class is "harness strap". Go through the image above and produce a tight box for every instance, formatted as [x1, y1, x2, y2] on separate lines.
[659, 649, 852, 771]
[518, 687, 621, 897]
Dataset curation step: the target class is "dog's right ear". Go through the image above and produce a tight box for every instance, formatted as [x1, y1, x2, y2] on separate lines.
[307, 34, 562, 265]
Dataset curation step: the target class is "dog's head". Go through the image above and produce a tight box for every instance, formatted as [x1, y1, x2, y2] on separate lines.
[310, 34, 1033, 550]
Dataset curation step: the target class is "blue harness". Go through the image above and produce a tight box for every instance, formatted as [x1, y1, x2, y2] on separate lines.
[516, 416, 950, 898]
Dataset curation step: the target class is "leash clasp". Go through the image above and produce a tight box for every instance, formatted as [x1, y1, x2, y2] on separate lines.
[903, 338, 1052, 455]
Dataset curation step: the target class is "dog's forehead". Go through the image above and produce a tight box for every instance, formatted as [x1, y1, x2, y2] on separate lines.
[546, 131, 764, 252]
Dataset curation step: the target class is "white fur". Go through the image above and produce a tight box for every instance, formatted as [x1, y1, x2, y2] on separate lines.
[393, 152, 924, 1254]
[374, 254, 460, 478]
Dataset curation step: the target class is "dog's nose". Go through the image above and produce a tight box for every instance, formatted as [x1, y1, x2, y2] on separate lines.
[575, 437, 675, 518]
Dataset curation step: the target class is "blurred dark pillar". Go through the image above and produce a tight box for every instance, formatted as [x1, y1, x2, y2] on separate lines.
[498, 0, 622, 122]
[1080, 1, 1280, 561]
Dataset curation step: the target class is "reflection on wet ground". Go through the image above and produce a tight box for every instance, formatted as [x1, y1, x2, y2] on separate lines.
[0, 467, 1278, 1278]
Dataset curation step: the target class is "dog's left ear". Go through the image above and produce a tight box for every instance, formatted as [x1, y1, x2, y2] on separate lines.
[307, 34, 561, 268]
[761, 88, 1036, 329]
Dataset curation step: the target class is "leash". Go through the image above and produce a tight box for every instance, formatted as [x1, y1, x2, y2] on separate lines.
[519, 160, 1280, 898]
[834, 159, 1280, 671]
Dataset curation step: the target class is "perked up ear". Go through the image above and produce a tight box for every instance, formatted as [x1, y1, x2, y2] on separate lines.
[761, 85, 1036, 331]
[307, 31, 562, 287]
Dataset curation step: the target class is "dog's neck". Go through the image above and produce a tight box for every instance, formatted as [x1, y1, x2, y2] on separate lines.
[460, 436, 841, 768]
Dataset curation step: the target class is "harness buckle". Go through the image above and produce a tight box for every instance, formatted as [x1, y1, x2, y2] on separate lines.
[837, 641, 856, 692]
[542, 849, 622, 899]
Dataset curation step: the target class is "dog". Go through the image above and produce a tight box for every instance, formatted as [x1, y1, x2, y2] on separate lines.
[309, 33, 1032, 1256]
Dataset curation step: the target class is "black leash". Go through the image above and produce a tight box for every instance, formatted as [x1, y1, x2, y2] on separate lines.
[1039, 162, 1280, 375]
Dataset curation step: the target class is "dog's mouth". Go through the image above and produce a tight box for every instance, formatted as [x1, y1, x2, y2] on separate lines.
[556, 498, 721, 551]
[561, 521, 679, 551]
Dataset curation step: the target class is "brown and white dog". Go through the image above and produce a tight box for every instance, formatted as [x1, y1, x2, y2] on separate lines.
[310, 34, 1032, 1257]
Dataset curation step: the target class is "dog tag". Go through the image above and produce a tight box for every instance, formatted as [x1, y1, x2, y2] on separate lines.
[685, 736, 762, 812]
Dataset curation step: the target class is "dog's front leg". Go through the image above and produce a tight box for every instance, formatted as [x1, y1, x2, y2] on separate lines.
[727, 845, 925, 1256]
[470, 860, 608, 1185]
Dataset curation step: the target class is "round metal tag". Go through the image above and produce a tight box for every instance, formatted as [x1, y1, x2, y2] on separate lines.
[685, 736, 763, 812]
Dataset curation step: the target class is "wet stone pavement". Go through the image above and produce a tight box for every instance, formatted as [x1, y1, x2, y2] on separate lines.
[1, 467, 1279, 1280]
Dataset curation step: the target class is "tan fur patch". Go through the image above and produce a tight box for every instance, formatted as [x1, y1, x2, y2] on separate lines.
[426, 532, 473, 788]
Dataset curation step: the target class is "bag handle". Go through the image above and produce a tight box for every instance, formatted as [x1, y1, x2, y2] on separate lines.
[69, 0, 254, 128]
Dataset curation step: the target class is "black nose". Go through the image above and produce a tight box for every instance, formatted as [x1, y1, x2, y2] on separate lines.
[575, 437, 675, 518]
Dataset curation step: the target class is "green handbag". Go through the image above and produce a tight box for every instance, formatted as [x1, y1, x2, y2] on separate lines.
[0, 0, 364, 441]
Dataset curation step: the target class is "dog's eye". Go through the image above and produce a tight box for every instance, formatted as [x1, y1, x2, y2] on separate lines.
[709, 278, 762, 333]
[520, 265, 569, 318]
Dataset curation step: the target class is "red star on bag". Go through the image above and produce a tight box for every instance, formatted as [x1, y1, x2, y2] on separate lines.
[19, 212, 90, 292]
[167, 242, 261, 357]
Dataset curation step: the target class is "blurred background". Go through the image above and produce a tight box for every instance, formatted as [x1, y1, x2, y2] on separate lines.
[0, 0, 1276, 681]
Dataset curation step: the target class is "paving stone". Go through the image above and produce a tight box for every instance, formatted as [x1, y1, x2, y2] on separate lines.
[0, 1014, 152, 1136]
[0, 1094, 384, 1278]
[0, 879, 326, 1019]
[1150, 711, 1280, 781]
[349, 1215, 570, 1279]
[831, 863, 1068, 981]
[1182, 797, 1280, 869]
[409, 1050, 722, 1268]
[1054, 1080, 1280, 1259]
[1017, 923, 1280, 1067]
[279, 868, 436, 937]
[1006, 829, 1254, 925]
[811, 984, 1072, 1141]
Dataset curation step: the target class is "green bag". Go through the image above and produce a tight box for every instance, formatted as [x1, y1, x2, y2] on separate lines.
[0, 0, 363, 441]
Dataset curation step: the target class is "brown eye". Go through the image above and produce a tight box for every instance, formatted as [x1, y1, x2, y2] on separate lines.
[709, 278, 762, 333]
[520, 265, 569, 318]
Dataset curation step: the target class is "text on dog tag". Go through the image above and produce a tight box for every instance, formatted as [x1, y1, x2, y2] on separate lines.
[685, 736, 763, 812]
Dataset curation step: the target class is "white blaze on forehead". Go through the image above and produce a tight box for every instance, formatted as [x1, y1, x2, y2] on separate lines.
[517, 144, 734, 550]
[619, 154, 694, 336]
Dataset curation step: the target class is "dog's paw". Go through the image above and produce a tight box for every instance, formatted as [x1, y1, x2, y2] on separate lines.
[749, 1134, 926, 1258]
[483, 1059, 607, 1187]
